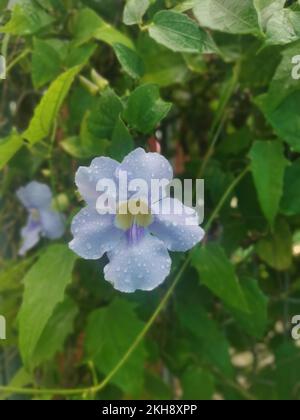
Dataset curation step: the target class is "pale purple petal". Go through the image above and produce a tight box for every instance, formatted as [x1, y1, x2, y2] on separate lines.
[150, 198, 205, 252]
[104, 233, 172, 293]
[19, 217, 42, 256]
[75, 157, 119, 207]
[69, 207, 123, 260]
[116, 148, 173, 204]
[16, 182, 52, 210]
[40, 209, 65, 240]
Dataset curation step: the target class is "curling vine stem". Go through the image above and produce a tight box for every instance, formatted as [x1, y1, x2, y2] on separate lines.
[6, 48, 31, 74]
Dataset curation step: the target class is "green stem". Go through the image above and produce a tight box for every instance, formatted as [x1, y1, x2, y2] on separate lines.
[199, 114, 226, 178]
[49, 121, 64, 219]
[199, 61, 241, 178]
[6, 49, 31, 74]
[0, 166, 249, 398]
[49, 121, 58, 199]
[205, 166, 250, 232]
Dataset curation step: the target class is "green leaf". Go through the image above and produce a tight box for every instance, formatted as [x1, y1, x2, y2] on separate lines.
[256, 219, 292, 271]
[123, 0, 150, 25]
[192, 244, 249, 312]
[0, 257, 34, 293]
[24, 66, 80, 144]
[110, 117, 134, 161]
[65, 43, 96, 68]
[32, 38, 62, 88]
[256, 92, 300, 152]
[0, 132, 23, 170]
[94, 22, 134, 50]
[275, 343, 300, 400]
[193, 0, 260, 35]
[0, 0, 8, 11]
[181, 367, 215, 400]
[138, 33, 188, 87]
[177, 287, 234, 377]
[61, 136, 107, 159]
[35, 38, 97, 74]
[123, 84, 172, 134]
[113, 43, 145, 79]
[72, 7, 134, 49]
[217, 127, 252, 156]
[265, 9, 300, 46]
[281, 159, 300, 216]
[85, 298, 146, 396]
[80, 114, 110, 155]
[18, 245, 77, 368]
[68, 84, 96, 131]
[230, 278, 268, 339]
[32, 297, 78, 368]
[261, 42, 300, 108]
[254, 42, 300, 152]
[149, 10, 204, 53]
[236, 173, 267, 231]
[239, 44, 282, 89]
[253, 0, 286, 31]
[249, 141, 288, 227]
[174, 1, 198, 13]
[88, 88, 124, 140]
[72, 7, 105, 44]
[0, 0, 54, 35]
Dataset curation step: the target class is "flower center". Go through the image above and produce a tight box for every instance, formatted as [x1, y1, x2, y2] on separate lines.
[126, 224, 145, 246]
[30, 208, 40, 222]
[115, 199, 153, 231]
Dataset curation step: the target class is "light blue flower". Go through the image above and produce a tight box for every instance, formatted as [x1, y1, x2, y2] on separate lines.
[17, 181, 65, 256]
[69, 148, 205, 293]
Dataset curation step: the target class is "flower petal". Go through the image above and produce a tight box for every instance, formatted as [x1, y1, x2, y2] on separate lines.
[150, 198, 205, 252]
[75, 157, 119, 206]
[104, 233, 172, 293]
[16, 182, 52, 210]
[40, 210, 65, 239]
[19, 217, 41, 256]
[116, 148, 173, 203]
[69, 207, 123, 260]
